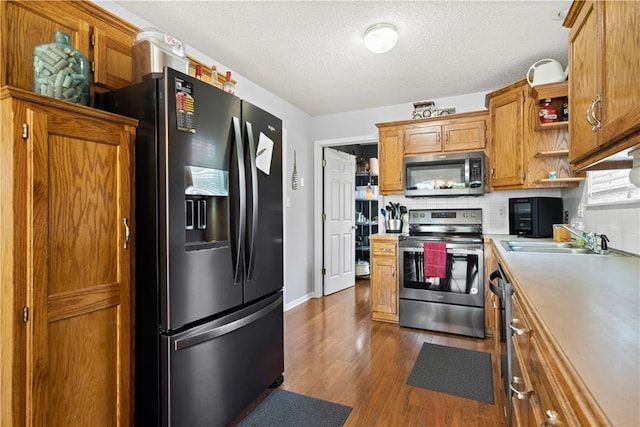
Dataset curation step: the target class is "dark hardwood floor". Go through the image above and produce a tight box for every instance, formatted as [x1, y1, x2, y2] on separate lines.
[232, 279, 506, 426]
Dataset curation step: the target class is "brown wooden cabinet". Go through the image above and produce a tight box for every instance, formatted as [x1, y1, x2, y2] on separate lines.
[487, 81, 526, 189]
[489, 240, 612, 427]
[510, 293, 581, 427]
[483, 241, 496, 338]
[369, 235, 399, 323]
[404, 114, 486, 155]
[487, 79, 582, 190]
[376, 111, 488, 194]
[377, 128, 404, 194]
[565, 0, 640, 171]
[1, 0, 137, 100]
[0, 87, 135, 426]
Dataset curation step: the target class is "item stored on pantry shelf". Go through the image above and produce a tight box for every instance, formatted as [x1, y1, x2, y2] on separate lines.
[33, 31, 89, 105]
[539, 99, 557, 123]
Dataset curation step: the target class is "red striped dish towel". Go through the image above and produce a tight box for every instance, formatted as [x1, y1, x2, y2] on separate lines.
[423, 241, 447, 278]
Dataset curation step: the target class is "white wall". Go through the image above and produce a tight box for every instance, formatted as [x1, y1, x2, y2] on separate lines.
[562, 184, 640, 255]
[94, 1, 314, 308]
[311, 91, 489, 141]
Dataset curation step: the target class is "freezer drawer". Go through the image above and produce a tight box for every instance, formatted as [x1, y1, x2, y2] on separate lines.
[160, 291, 284, 427]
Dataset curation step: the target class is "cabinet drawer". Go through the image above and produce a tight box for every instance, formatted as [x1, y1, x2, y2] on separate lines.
[510, 294, 579, 426]
[371, 240, 396, 256]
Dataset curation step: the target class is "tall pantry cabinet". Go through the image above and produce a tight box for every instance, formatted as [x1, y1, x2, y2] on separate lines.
[0, 87, 136, 426]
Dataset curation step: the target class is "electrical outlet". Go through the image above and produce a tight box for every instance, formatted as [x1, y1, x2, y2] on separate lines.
[498, 207, 506, 217]
[577, 203, 584, 218]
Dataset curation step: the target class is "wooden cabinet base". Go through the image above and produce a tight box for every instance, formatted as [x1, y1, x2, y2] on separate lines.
[370, 235, 399, 323]
[0, 87, 135, 426]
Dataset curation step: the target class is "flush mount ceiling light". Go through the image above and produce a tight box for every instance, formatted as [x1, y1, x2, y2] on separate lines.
[364, 23, 398, 54]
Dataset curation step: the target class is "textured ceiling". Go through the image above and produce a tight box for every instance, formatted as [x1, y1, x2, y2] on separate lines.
[113, 1, 571, 117]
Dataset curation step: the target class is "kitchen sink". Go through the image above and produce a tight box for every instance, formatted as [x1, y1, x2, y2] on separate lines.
[500, 240, 616, 255]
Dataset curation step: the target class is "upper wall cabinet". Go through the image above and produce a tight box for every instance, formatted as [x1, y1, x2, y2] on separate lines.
[1, 1, 137, 99]
[376, 110, 488, 194]
[402, 111, 487, 155]
[486, 79, 583, 191]
[487, 81, 526, 189]
[564, 0, 640, 170]
[377, 128, 404, 194]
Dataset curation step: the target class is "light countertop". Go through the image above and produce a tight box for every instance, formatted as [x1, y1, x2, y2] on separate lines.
[487, 235, 640, 427]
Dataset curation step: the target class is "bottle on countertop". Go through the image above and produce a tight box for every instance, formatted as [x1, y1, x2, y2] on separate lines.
[539, 98, 557, 123]
[195, 64, 203, 80]
[223, 71, 235, 94]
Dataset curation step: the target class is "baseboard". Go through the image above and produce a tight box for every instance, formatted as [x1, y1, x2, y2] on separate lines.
[284, 292, 314, 312]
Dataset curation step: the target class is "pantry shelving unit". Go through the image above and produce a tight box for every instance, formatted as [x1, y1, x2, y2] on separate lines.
[355, 172, 378, 277]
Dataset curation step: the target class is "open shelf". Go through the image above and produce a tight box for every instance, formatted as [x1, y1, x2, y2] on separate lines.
[536, 177, 585, 183]
[536, 120, 568, 131]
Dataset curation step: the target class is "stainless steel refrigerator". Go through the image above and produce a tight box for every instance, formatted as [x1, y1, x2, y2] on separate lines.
[99, 68, 284, 427]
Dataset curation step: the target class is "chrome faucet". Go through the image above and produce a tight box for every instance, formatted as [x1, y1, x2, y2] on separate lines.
[559, 224, 609, 254]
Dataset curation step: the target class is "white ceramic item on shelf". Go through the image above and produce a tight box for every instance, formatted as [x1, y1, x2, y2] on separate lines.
[526, 58, 568, 87]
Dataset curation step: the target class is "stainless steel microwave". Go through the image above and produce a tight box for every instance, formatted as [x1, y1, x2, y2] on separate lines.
[404, 151, 484, 197]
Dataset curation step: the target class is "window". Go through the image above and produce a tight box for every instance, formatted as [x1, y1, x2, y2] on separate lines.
[588, 169, 640, 205]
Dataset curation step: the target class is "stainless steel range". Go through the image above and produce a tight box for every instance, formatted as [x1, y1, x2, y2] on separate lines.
[398, 208, 484, 338]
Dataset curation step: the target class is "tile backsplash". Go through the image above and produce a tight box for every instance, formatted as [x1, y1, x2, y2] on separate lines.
[382, 188, 562, 235]
[382, 185, 639, 255]
[562, 183, 640, 255]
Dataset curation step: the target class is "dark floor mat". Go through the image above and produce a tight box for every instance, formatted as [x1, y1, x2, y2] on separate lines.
[407, 342, 494, 404]
[237, 389, 352, 427]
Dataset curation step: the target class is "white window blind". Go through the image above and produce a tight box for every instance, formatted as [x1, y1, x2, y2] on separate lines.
[588, 169, 640, 205]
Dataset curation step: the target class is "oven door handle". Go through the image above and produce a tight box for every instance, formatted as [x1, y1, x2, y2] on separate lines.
[449, 248, 481, 255]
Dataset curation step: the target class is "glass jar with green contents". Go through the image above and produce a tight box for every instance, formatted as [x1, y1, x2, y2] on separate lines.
[33, 31, 89, 105]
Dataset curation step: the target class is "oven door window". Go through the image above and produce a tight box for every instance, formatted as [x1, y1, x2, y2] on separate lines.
[404, 251, 479, 293]
[399, 246, 484, 307]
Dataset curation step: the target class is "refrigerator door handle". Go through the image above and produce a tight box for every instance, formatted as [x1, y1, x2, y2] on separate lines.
[173, 296, 282, 351]
[232, 116, 246, 284]
[245, 121, 259, 279]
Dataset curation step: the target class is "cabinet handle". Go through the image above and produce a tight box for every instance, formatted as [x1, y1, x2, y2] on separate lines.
[540, 410, 559, 426]
[510, 376, 533, 400]
[123, 218, 130, 249]
[490, 168, 495, 179]
[509, 318, 529, 336]
[590, 94, 602, 131]
[437, 132, 441, 143]
[585, 102, 595, 127]
[445, 131, 449, 144]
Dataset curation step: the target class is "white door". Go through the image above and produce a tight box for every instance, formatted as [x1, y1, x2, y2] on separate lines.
[323, 147, 356, 295]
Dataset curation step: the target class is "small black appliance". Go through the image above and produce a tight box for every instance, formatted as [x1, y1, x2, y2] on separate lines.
[509, 196, 563, 237]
